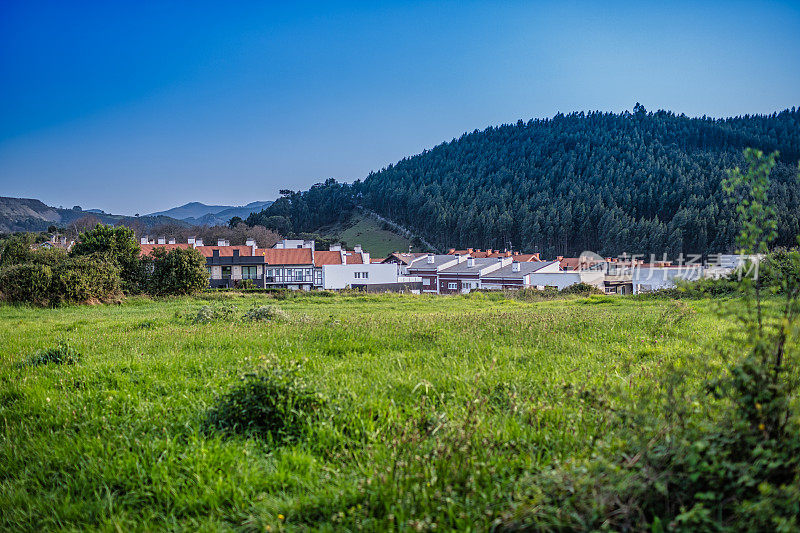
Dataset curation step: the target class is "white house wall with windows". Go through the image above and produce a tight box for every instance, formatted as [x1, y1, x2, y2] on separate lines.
[321, 263, 399, 289]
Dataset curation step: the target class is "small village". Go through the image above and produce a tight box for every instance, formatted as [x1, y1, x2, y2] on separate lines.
[132, 235, 750, 295]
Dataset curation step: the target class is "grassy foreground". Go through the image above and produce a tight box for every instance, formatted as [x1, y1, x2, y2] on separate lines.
[0, 292, 740, 531]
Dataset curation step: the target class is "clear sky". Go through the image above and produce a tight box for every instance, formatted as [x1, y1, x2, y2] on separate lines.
[1, 1, 798, 215]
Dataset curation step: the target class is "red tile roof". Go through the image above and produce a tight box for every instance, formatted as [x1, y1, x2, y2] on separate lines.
[255, 247, 313, 265]
[314, 250, 343, 266]
[345, 253, 363, 264]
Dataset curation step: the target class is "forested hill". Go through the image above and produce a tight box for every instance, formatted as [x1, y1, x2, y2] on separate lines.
[250, 107, 800, 258]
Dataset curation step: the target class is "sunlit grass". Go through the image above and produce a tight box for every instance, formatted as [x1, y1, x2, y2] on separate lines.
[0, 292, 737, 530]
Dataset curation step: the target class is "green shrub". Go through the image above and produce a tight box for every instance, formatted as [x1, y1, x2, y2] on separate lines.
[0, 253, 120, 305]
[146, 247, 209, 296]
[24, 343, 81, 366]
[70, 224, 142, 293]
[243, 305, 288, 321]
[560, 281, 603, 295]
[205, 362, 323, 443]
[0, 263, 54, 305]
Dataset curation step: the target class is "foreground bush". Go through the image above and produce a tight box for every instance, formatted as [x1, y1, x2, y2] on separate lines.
[0, 254, 120, 305]
[145, 247, 209, 296]
[205, 361, 323, 443]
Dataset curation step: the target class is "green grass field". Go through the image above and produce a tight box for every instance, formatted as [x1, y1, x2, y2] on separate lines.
[0, 292, 740, 531]
[320, 213, 422, 258]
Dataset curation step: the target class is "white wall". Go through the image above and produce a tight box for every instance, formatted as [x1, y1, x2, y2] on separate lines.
[632, 267, 704, 294]
[322, 264, 399, 289]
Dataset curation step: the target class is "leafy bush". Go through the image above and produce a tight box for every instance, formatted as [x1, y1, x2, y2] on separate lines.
[243, 305, 288, 322]
[70, 224, 142, 293]
[24, 343, 81, 366]
[205, 361, 323, 443]
[560, 281, 603, 295]
[146, 247, 209, 296]
[0, 253, 120, 305]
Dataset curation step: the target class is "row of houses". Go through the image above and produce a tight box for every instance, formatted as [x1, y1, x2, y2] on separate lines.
[139, 237, 744, 294]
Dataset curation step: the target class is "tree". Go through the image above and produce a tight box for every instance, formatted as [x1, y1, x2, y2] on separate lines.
[70, 224, 141, 292]
[228, 216, 243, 228]
[146, 247, 209, 296]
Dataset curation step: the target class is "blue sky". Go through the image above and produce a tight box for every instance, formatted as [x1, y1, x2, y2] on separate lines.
[1, 1, 798, 215]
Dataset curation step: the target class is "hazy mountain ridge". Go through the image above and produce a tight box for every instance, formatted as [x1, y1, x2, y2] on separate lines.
[0, 197, 190, 233]
[146, 201, 272, 224]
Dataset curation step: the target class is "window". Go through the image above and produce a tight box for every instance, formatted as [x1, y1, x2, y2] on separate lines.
[423, 278, 430, 286]
[221, 266, 231, 279]
[448, 282, 457, 289]
[354, 271, 369, 279]
[242, 266, 258, 279]
[354, 272, 360, 279]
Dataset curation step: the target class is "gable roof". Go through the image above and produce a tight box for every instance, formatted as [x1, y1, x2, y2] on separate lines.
[439, 257, 505, 274]
[482, 261, 558, 279]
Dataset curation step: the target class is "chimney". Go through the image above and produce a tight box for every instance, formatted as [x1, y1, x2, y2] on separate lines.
[448, 248, 455, 254]
[467, 248, 473, 254]
[354, 244, 362, 253]
[195, 239, 204, 247]
[188, 237, 195, 245]
[60, 236, 67, 246]
[330, 243, 342, 252]
[140, 237, 149, 245]
[217, 239, 229, 247]
[157, 236, 166, 245]
[467, 257, 475, 267]
[427, 254, 435, 264]
[512, 261, 521, 272]
[246, 239, 256, 255]
[168, 238, 175, 245]
[362, 251, 370, 264]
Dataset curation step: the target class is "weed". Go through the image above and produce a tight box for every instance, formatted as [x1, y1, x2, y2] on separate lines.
[243, 305, 288, 322]
[205, 360, 324, 443]
[22, 343, 81, 367]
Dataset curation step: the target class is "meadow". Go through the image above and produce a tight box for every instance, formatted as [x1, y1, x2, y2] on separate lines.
[0, 292, 744, 531]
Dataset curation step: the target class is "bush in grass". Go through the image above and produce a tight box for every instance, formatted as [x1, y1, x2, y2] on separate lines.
[205, 361, 323, 443]
[70, 224, 142, 293]
[243, 305, 288, 322]
[193, 304, 236, 323]
[560, 281, 603, 295]
[146, 247, 209, 296]
[0, 253, 120, 305]
[24, 343, 81, 366]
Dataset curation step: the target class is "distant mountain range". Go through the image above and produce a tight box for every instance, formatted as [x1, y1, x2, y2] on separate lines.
[0, 197, 272, 233]
[145, 201, 272, 226]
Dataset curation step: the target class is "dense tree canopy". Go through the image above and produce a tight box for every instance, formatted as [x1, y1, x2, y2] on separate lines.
[248, 107, 800, 258]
